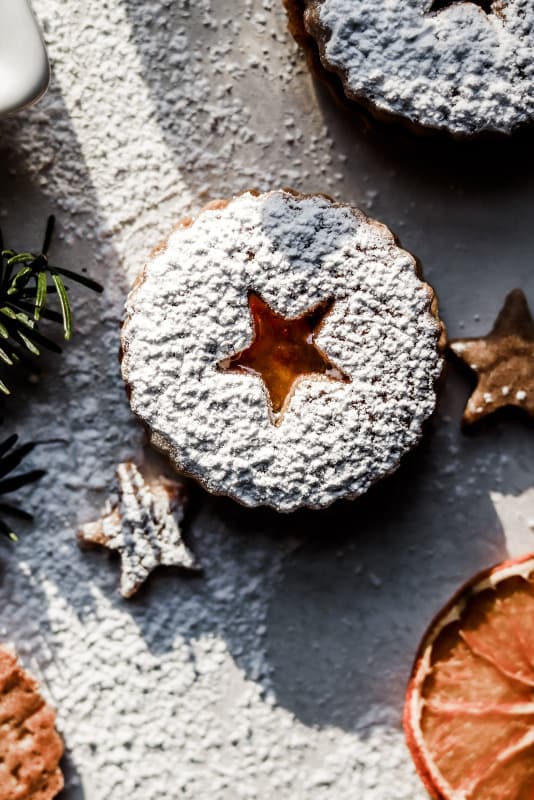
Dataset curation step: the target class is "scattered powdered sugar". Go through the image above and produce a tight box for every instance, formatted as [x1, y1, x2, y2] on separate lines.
[122, 190, 443, 511]
[307, 0, 534, 135]
[2, 0, 344, 278]
[1, 2, 428, 796]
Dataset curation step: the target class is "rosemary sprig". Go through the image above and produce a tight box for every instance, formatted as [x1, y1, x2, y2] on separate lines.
[0, 216, 104, 540]
[0, 215, 103, 394]
[0, 431, 45, 540]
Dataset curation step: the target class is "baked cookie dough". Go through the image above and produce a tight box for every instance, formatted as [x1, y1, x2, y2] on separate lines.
[78, 461, 200, 598]
[0, 647, 64, 800]
[121, 189, 444, 511]
[450, 288, 534, 424]
[285, 0, 534, 136]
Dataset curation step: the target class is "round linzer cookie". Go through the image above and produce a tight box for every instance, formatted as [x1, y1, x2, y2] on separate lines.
[0, 647, 64, 800]
[284, 0, 534, 137]
[121, 189, 444, 512]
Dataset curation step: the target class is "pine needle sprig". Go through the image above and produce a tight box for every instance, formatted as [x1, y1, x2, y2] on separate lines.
[0, 215, 103, 394]
[0, 216, 104, 541]
[0, 431, 45, 541]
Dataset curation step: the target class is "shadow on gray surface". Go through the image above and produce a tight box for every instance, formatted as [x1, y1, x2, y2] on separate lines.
[310, 59, 534, 192]
[79, 367, 534, 734]
[121, 0, 534, 214]
[0, 69, 131, 795]
[58, 751, 86, 800]
[0, 3, 533, 756]
[262, 366, 534, 731]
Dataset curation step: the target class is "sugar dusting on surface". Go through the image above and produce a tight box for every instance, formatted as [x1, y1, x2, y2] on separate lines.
[1, 0, 531, 798]
[308, 0, 534, 135]
[0, 2, 431, 797]
[123, 190, 442, 511]
[2, 0, 345, 277]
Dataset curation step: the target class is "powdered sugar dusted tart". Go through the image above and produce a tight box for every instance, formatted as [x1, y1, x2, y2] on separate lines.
[121, 190, 444, 512]
[285, 0, 534, 137]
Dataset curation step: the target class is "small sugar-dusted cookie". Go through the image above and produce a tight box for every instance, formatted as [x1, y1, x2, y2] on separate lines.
[0, 647, 64, 800]
[450, 289, 534, 425]
[284, 0, 534, 136]
[78, 462, 200, 598]
[121, 189, 444, 512]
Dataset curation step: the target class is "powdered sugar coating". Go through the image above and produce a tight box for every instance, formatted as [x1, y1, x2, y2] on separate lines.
[122, 190, 442, 511]
[304, 0, 534, 136]
[78, 462, 200, 598]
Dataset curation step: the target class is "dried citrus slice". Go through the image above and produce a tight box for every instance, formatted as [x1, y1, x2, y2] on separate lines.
[404, 554, 534, 800]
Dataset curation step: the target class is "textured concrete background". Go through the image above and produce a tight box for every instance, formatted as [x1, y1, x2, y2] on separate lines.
[1, 1, 534, 798]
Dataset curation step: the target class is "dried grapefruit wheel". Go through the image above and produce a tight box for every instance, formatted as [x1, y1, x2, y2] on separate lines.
[404, 553, 534, 800]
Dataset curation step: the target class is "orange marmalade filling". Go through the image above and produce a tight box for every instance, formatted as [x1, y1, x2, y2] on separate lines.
[218, 292, 350, 424]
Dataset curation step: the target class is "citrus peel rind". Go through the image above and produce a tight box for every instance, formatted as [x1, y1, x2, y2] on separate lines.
[404, 553, 534, 800]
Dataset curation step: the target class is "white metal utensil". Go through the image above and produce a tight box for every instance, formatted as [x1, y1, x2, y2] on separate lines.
[0, 0, 49, 116]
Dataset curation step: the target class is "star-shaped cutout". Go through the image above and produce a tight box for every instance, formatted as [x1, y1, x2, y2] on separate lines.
[78, 462, 200, 598]
[428, 0, 496, 14]
[449, 289, 534, 425]
[217, 292, 350, 425]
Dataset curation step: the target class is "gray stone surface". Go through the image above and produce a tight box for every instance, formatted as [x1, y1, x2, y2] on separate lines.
[0, 1, 533, 798]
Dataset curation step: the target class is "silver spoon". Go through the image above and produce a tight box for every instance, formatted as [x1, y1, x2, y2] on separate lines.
[0, 0, 49, 116]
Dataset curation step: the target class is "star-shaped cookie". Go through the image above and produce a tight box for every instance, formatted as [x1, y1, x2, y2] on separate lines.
[78, 462, 200, 598]
[217, 292, 350, 425]
[449, 289, 534, 425]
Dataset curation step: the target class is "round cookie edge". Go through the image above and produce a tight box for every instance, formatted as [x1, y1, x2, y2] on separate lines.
[283, 0, 529, 139]
[120, 188, 446, 512]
